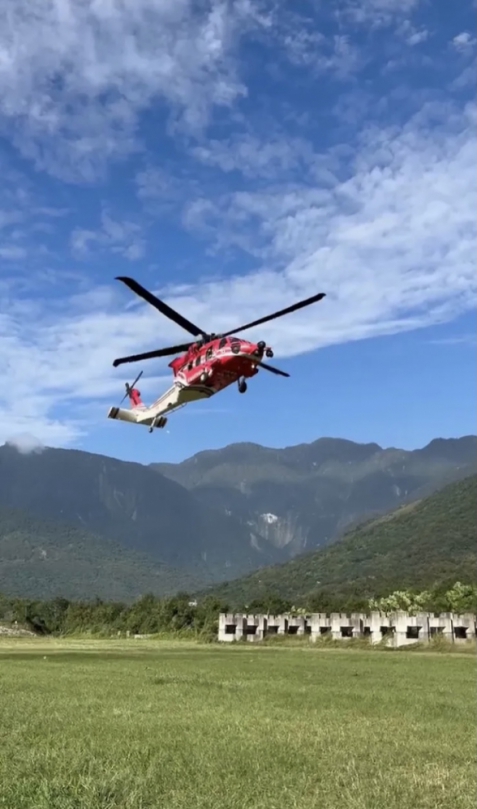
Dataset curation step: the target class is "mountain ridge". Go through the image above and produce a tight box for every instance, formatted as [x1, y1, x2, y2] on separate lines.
[151, 434, 477, 556]
[1, 435, 475, 600]
[199, 473, 477, 609]
[0, 442, 285, 583]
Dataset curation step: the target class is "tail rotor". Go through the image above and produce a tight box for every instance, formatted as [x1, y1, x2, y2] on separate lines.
[120, 370, 143, 404]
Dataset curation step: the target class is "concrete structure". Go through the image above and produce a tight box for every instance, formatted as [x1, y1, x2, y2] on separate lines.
[218, 611, 477, 647]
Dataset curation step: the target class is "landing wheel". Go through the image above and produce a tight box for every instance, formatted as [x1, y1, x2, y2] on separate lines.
[238, 378, 247, 394]
[266, 347, 274, 358]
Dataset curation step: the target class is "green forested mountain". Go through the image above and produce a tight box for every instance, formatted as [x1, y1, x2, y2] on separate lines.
[153, 435, 477, 557]
[200, 474, 477, 608]
[1, 437, 475, 601]
[0, 506, 203, 601]
[0, 443, 285, 583]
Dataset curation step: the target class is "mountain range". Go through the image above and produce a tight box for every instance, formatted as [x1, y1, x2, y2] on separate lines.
[0, 442, 282, 588]
[0, 434, 475, 600]
[0, 505, 203, 602]
[153, 435, 477, 556]
[201, 473, 477, 609]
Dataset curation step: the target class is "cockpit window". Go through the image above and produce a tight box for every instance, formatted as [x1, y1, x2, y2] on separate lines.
[219, 337, 227, 349]
[206, 347, 213, 360]
[195, 356, 201, 366]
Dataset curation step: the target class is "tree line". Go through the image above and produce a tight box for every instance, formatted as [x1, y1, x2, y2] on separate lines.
[0, 580, 475, 638]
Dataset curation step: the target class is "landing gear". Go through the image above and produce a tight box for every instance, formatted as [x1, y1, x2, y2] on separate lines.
[265, 347, 274, 358]
[149, 415, 168, 433]
[238, 377, 247, 394]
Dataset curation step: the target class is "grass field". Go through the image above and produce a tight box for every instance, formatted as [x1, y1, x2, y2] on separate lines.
[0, 639, 475, 809]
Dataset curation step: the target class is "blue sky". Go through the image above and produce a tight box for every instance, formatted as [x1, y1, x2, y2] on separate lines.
[0, 0, 475, 464]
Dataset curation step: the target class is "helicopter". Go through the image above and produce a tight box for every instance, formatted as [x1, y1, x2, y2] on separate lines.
[107, 276, 326, 433]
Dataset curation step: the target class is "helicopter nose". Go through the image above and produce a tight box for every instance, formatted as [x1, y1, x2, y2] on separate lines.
[253, 341, 266, 356]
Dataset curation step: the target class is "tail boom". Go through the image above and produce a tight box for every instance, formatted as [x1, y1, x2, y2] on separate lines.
[107, 381, 214, 428]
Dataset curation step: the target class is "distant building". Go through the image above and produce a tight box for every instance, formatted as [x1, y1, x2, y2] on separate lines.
[218, 611, 477, 647]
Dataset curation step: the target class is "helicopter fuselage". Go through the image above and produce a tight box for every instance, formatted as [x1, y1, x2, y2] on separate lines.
[108, 274, 325, 433]
[169, 335, 265, 394]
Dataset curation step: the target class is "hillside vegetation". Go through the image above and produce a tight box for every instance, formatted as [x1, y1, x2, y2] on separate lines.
[0, 506, 203, 601]
[0, 443, 284, 583]
[201, 474, 477, 609]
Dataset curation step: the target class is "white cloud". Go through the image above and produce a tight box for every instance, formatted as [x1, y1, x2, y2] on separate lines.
[71, 210, 145, 260]
[396, 19, 429, 46]
[191, 134, 314, 179]
[406, 30, 428, 46]
[0, 0, 262, 181]
[4, 433, 45, 454]
[452, 32, 477, 52]
[0, 0, 434, 185]
[1, 101, 475, 446]
[0, 271, 183, 444]
[182, 102, 477, 348]
[428, 334, 477, 347]
[279, 29, 364, 77]
[0, 0, 475, 447]
[0, 209, 24, 229]
[0, 245, 27, 260]
[335, 0, 421, 28]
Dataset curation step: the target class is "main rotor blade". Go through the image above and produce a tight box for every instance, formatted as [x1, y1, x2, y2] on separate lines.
[116, 276, 205, 337]
[257, 361, 290, 378]
[221, 292, 326, 337]
[242, 352, 290, 377]
[113, 343, 192, 367]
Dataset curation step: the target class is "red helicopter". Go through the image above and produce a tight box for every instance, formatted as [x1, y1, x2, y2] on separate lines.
[108, 276, 326, 433]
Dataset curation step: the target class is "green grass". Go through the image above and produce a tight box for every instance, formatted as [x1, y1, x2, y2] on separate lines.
[0, 639, 475, 809]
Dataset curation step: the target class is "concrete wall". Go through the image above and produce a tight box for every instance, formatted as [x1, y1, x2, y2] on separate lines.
[218, 611, 477, 647]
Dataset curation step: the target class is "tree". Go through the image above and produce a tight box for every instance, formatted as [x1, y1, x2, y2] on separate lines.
[369, 589, 432, 615]
[443, 582, 477, 613]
